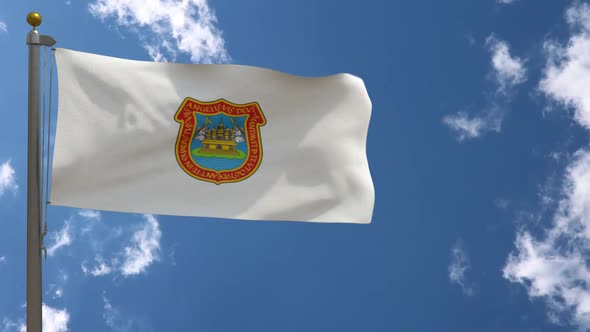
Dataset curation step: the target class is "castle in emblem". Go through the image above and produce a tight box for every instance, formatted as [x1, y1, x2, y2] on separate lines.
[176, 98, 266, 183]
[201, 122, 240, 155]
[192, 119, 246, 159]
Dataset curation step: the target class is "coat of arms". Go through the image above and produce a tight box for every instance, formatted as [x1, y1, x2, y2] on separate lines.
[174, 98, 266, 184]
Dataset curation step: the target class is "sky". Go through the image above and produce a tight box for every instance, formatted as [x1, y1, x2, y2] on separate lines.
[2, 0, 590, 331]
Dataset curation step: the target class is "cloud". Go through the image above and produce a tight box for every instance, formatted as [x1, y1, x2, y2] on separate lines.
[59, 270, 68, 283]
[444, 36, 525, 141]
[44, 270, 69, 302]
[504, 151, 590, 328]
[102, 293, 152, 331]
[103, 293, 133, 331]
[121, 214, 161, 277]
[504, 3, 590, 329]
[497, 0, 518, 4]
[0, 160, 17, 197]
[443, 109, 503, 141]
[1, 318, 22, 332]
[465, 34, 476, 47]
[487, 36, 527, 93]
[42, 304, 70, 332]
[81, 214, 162, 278]
[82, 254, 113, 277]
[78, 210, 102, 235]
[88, 0, 229, 63]
[448, 240, 474, 295]
[0, 256, 6, 264]
[0, 22, 6, 33]
[1, 305, 69, 332]
[540, 3, 590, 129]
[495, 198, 510, 209]
[78, 209, 101, 221]
[442, 113, 487, 141]
[47, 220, 72, 256]
[54, 288, 63, 299]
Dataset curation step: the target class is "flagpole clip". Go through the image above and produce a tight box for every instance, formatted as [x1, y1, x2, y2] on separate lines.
[40, 221, 48, 260]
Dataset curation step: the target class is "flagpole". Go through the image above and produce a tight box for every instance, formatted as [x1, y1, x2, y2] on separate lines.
[26, 12, 55, 332]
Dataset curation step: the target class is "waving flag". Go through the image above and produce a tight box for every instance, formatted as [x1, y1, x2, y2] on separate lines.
[50, 49, 374, 223]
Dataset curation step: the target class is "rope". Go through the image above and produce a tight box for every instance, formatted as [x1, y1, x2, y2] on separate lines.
[40, 46, 46, 234]
[40, 47, 55, 260]
[43, 49, 55, 234]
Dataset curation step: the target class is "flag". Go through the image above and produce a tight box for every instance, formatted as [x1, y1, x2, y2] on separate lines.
[50, 49, 374, 223]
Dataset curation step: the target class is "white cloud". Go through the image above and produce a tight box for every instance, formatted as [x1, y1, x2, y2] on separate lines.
[47, 272, 68, 300]
[82, 254, 113, 276]
[91, 262, 112, 276]
[59, 269, 68, 283]
[121, 214, 161, 277]
[442, 113, 486, 141]
[54, 288, 63, 299]
[78, 209, 101, 221]
[102, 293, 152, 331]
[487, 35, 527, 93]
[89, 0, 229, 63]
[1, 305, 69, 332]
[465, 34, 476, 47]
[448, 240, 474, 296]
[504, 3, 590, 329]
[504, 151, 590, 328]
[42, 304, 70, 332]
[145, 44, 168, 63]
[442, 110, 502, 141]
[80, 214, 162, 278]
[0, 160, 17, 197]
[495, 198, 510, 209]
[1, 317, 21, 331]
[497, 0, 518, 4]
[45, 272, 69, 301]
[0, 22, 6, 33]
[540, 3, 590, 129]
[103, 293, 133, 331]
[444, 36, 525, 141]
[78, 210, 102, 235]
[47, 220, 72, 256]
[0, 256, 6, 264]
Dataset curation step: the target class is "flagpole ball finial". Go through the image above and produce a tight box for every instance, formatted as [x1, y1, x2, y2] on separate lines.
[26, 12, 42, 28]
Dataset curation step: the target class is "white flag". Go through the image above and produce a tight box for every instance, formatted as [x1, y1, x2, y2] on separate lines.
[50, 49, 374, 223]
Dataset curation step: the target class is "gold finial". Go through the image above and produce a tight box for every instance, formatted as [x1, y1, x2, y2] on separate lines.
[26, 12, 42, 29]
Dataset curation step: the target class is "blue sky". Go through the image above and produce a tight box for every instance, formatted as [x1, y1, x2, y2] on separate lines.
[2, 0, 590, 331]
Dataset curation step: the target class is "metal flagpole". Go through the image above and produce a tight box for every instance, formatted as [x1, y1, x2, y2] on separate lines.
[26, 12, 55, 332]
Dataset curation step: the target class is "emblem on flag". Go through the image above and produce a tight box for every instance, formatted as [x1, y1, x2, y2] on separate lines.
[174, 98, 266, 184]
